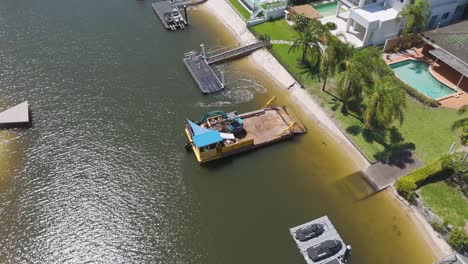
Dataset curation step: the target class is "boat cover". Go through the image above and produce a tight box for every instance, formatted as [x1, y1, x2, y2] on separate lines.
[187, 119, 223, 148]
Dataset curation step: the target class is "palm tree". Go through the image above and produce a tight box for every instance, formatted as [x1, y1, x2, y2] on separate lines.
[289, 19, 326, 67]
[335, 46, 386, 99]
[319, 34, 353, 92]
[400, 0, 431, 48]
[364, 77, 407, 128]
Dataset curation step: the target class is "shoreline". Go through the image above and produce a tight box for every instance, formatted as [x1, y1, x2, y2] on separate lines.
[199, 0, 452, 260]
[201, 0, 369, 170]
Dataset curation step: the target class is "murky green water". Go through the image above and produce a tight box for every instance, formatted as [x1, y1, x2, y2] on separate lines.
[0, 0, 436, 263]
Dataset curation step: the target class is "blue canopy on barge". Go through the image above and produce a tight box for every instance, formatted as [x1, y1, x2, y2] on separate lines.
[186, 119, 223, 148]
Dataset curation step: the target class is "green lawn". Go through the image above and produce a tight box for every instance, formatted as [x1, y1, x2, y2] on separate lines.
[252, 20, 319, 84]
[228, 0, 251, 20]
[305, 79, 466, 163]
[250, 19, 466, 163]
[420, 181, 468, 228]
[251, 19, 298, 40]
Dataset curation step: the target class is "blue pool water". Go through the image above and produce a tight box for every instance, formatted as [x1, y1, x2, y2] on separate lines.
[390, 60, 457, 99]
[313, 1, 345, 17]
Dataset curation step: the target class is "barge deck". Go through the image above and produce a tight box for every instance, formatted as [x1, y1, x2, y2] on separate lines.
[184, 97, 306, 163]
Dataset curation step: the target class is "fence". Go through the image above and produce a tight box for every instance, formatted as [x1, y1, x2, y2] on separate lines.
[383, 35, 422, 53]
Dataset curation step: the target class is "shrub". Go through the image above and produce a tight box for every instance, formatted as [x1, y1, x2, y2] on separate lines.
[447, 228, 468, 251]
[324, 22, 337, 31]
[441, 153, 468, 182]
[395, 177, 417, 202]
[395, 158, 451, 201]
[430, 220, 445, 233]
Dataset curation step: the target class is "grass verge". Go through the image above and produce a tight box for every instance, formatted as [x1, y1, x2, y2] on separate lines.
[420, 181, 468, 228]
[228, 0, 251, 20]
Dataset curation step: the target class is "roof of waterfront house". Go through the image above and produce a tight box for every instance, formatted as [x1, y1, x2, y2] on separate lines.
[420, 20, 468, 77]
[433, 253, 468, 264]
[289, 5, 320, 19]
[352, 2, 399, 22]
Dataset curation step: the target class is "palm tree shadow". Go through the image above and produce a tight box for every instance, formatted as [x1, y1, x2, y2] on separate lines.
[374, 127, 416, 167]
[299, 60, 320, 78]
[346, 125, 416, 167]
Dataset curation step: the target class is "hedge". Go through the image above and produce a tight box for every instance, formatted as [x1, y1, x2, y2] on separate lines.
[447, 228, 468, 251]
[395, 158, 451, 201]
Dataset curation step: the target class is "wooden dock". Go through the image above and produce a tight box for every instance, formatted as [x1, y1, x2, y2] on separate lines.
[0, 101, 30, 128]
[152, 1, 187, 31]
[289, 216, 349, 264]
[183, 41, 266, 93]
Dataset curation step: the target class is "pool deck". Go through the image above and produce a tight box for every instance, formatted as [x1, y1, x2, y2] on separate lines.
[385, 47, 468, 108]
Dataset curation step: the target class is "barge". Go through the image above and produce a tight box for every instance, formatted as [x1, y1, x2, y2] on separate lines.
[184, 97, 306, 164]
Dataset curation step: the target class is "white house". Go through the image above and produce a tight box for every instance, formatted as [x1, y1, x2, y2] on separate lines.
[331, 0, 468, 47]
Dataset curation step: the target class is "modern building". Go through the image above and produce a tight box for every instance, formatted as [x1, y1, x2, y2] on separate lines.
[328, 0, 468, 47]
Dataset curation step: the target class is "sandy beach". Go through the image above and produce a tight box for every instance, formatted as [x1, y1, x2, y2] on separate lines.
[200, 0, 452, 260]
[201, 0, 369, 170]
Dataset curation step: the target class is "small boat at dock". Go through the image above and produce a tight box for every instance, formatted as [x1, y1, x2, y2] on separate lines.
[184, 97, 307, 164]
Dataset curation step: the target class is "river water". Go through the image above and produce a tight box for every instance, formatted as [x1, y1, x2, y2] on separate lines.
[0, 0, 436, 263]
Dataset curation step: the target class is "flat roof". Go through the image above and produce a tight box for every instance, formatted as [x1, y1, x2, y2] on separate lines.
[421, 20, 468, 67]
[353, 3, 399, 22]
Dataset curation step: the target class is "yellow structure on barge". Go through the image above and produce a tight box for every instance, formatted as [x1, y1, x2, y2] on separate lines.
[184, 97, 307, 164]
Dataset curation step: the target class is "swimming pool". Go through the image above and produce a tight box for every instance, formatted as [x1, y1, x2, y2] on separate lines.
[390, 60, 457, 99]
[313, 1, 345, 17]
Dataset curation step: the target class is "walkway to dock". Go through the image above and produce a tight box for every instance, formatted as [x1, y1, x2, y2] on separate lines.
[206, 41, 266, 64]
[361, 154, 424, 192]
[173, 0, 208, 7]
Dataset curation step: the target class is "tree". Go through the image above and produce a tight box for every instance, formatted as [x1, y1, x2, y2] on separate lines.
[400, 0, 431, 48]
[319, 34, 353, 92]
[292, 14, 310, 32]
[447, 228, 468, 252]
[451, 105, 468, 145]
[335, 46, 387, 99]
[363, 77, 407, 128]
[289, 19, 327, 67]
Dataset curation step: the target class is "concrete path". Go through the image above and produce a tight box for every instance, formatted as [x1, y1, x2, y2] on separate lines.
[362, 154, 424, 191]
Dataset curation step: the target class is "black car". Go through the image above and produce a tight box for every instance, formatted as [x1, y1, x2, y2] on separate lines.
[295, 224, 324, 242]
[307, 240, 343, 262]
